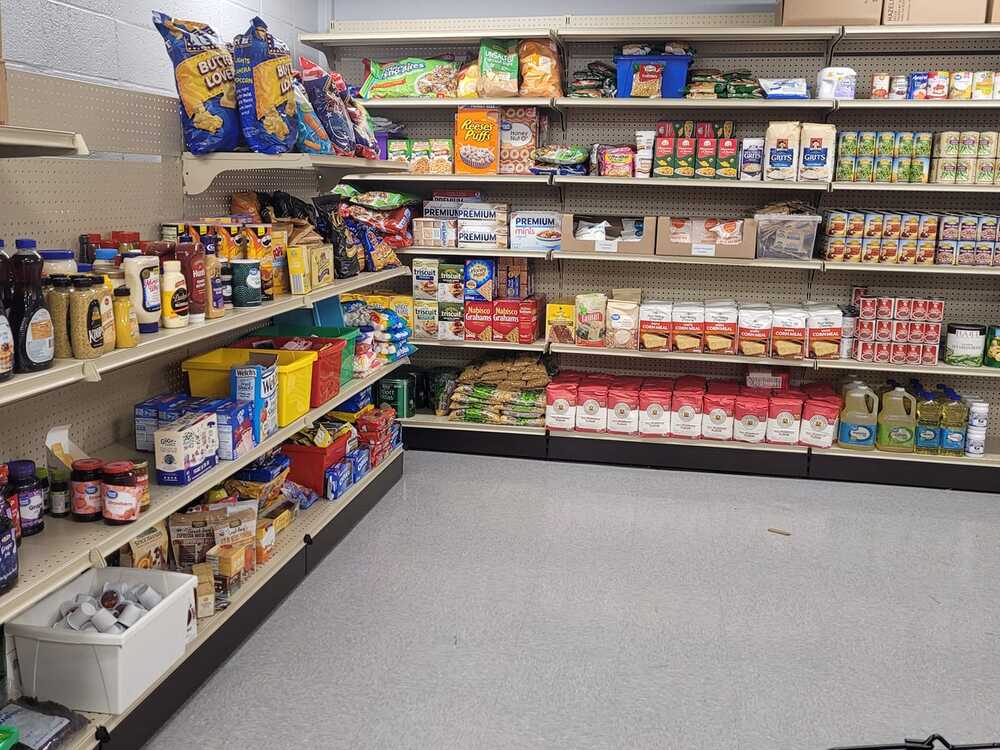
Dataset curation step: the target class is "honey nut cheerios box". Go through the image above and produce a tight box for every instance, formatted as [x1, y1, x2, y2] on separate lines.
[455, 107, 500, 175]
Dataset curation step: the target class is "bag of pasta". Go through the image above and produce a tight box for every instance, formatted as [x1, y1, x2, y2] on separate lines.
[153, 12, 239, 154]
[293, 79, 332, 154]
[299, 58, 356, 157]
[518, 39, 563, 97]
[232, 17, 296, 154]
[478, 39, 519, 97]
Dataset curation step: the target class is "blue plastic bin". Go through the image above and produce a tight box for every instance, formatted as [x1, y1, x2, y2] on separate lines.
[614, 54, 693, 98]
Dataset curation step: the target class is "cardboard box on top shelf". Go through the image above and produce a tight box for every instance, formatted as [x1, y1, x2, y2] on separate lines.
[990, 0, 1000, 20]
[558, 214, 656, 255]
[883, 0, 986, 21]
[777, 0, 883, 24]
[655, 217, 757, 259]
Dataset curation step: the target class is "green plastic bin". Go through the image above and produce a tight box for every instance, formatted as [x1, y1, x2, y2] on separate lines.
[253, 325, 360, 384]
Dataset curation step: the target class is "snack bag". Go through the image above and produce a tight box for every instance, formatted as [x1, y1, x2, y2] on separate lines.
[153, 12, 239, 154]
[232, 17, 296, 154]
[299, 57, 356, 156]
[519, 39, 563, 97]
[336, 75, 380, 159]
[478, 39, 519, 97]
[360, 56, 459, 98]
[360, 227, 402, 271]
[292, 79, 332, 154]
[457, 62, 481, 97]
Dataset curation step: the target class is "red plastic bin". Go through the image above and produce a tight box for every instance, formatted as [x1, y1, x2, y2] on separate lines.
[281, 433, 349, 494]
[233, 336, 346, 409]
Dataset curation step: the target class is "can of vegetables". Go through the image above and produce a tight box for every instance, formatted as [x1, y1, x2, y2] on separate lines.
[945, 323, 987, 367]
[984, 325, 1000, 367]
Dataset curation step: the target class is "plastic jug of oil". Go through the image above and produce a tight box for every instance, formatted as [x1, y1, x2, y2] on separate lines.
[837, 385, 878, 450]
[840, 379, 866, 400]
[938, 387, 968, 456]
[914, 390, 942, 455]
[876, 387, 916, 452]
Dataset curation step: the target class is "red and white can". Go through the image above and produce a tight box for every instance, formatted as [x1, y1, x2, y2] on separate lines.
[921, 343, 940, 365]
[875, 319, 893, 342]
[853, 339, 875, 362]
[910, 297, 929, 321]
[923, 321, 942, 343]
[890, 342, 908, 364]
[906, 343, 923, 365]
[892, 297, 912, 320]
[876, 297, 895, 319]
[855, 318, 875, 341]
[858, 297, 878, 320]
[908, 320, 927, 343]
[891, 319, 910, 342]
[851, 286, 869, 308]
[926, 299, 945, 322]
[874, 341, 892, 362]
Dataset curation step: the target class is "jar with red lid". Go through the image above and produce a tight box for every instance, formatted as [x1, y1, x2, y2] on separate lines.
[102, 462, 139, 525]
[71, 458, 104, 522]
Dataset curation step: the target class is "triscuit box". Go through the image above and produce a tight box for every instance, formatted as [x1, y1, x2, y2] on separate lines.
[413, 299, 440, 339]
[412, 257, 439, 299]
[883, 0, 985, 22]
[438, 301, 464, 340]
[438, 263, 464, 302]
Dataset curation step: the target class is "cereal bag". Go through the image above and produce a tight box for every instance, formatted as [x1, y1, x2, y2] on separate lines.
[232, 17, 296, 154]
[478, 39, 519, 98]
[299, 57, 356, 156]
[153, 12, 239, 154]
[292, 79, 332, 154]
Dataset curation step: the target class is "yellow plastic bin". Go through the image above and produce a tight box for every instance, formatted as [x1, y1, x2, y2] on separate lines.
[181, 348, 318, 427]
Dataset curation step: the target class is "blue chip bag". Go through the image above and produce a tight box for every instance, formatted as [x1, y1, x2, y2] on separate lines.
[232, 17, 296, 154]
[300, 57, 357, 157]
[152, 12, 240, 155]
[293, 79, 332, 154]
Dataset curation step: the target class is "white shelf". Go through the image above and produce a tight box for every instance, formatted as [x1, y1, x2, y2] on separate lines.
[413, 338, 547, 352]
[344, 173, 552, 184]
[0, 359, 409, 623]
[397, 246, 550, 259]
[181, 152, 407, 194]
[831, 182, 1000, 192]
[837, 99, 1000, 109]
[301, 28, 552, 47]
[398, 412, 546, 435]
[840, 24, 1000, 41]
[0, 124, 89, 158]
[552, 430, 809, 454]
[558, 25, 841, 42]
[552, 175, 828, 190]
[823, 262, 1000, 275]
[815, 359, 1000, 378]
[551, 251, 822, 270]
[555, 97, 835, 110]
[306, 266, 411, 306]
[813, 444, 1000, 468]
[362, 97, 553, 109]
[550, 343, 817, 368]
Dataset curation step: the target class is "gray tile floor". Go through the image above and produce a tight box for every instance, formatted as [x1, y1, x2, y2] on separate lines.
[145, 451, 1000, 750]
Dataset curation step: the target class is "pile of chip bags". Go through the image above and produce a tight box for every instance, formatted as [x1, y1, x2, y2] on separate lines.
[342, 303, 414, 376]
[446, 356, 550, 426]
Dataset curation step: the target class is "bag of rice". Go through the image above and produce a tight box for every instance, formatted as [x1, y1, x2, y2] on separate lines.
[478, 39, 519, 98]
[300, 57, 356, 157]
[232, 17, 296, 154]
[152, 12, 239, 154]
[292, 79, 332, 154]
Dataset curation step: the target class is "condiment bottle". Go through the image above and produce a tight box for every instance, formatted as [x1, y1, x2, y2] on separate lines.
[69, 276, 104, 359]
[0, 464, 20, 544]
[71, 458, 104, 522]
[102, 462, 140, 525]
[96, 276, 116, 353]
[0, 510, 18, 596]
[10, 239, 54, 373]
[161, 260, 189, 328]
[7, 460, 44, 537]
[49, 479, 70, 518]
[123, 254, 161, 334]
[0, 252, 11, 381]
[35, 466, 50, 514]
[204, 246, 226, 319]
[113, 286, 140, 348]
[175, 236, 207, 324]
[46, 276, 74, 359]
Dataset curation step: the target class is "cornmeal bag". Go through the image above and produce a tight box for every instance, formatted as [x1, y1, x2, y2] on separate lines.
[300, 57, 356, 157]
[293, 79, 332, 154]
[153, 12, 239, 154]
[233, 17, 296, 154]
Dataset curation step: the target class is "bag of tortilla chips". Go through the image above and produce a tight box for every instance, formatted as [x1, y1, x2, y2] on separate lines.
[232, 16, 296, 154]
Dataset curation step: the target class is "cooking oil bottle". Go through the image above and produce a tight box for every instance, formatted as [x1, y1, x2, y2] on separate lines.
[939, 387, 969, 456]
[914, 390, 942, 455]
[838, 385, 878, 450]
[876, 386, 916, 452]
[840, 378, 866, 400]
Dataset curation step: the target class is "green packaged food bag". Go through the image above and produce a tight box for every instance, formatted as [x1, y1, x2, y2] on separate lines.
[359, 56, 459, 98]
[478, 39, 519, 97]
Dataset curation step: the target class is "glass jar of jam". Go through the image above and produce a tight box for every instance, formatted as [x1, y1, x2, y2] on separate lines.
[102, 461, 139, 525]
[71, 458, 104, 522]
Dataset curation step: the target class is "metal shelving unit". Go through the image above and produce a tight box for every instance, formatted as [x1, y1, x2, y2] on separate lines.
[397, 247, 550, 259]
[823, 263, 1000, 275]
[815, 359, 1000, 378]
[837, 99, 1000, 109]
[830, 182, 1000, 192]
[399, 412, 546, 435]
[553, 175, 829, 190]
[839, 23, 1000, 41]
[550, 251, 823, 270]
[557, 25, 841, 42]
[549, 343, 818, 369]
[344, 173, 552, 184]
[0, 124, 89, 158]
[554, 97, 836, 110]
[413, 339, 548, 352]
[554, 430, 809, 454]
[363, 97, 553, 109]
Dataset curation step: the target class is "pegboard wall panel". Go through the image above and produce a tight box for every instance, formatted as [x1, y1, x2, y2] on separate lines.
[7, 69, 182, 156]
[183, 169, 323, 220]
[326, 16, 568, 33]
[567, 13, 775, 28]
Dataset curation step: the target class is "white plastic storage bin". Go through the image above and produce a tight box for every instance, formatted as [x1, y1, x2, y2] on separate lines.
[754, 213, 821, 260]
[7, 568, 196, 714]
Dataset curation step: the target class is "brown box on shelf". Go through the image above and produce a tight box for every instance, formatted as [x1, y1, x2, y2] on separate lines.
[777, 0, 883, 24]
[990, 0, 1000, 20]
[558, 214, 655, 255]
[883, 0, 986, 21]
[655, 217, 757, 259]
[0, 61, 8, 126]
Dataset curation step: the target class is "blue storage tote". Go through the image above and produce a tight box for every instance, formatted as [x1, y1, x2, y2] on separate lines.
[614, 54, 693, 98]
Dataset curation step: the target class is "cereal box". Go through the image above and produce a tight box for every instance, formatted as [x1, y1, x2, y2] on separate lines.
[462, 259, 495, 301]
[499, 106, 538, 175]
[492, 300, 520, 343]
[455, 107, 500, 175]
[464, 301, 493, 341]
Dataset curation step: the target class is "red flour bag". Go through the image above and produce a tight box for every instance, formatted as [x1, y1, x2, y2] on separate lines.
[733, 395, 768, 443]
[639, 379, 673, 437]
[765, 395, 803, 444]
[545, 377, 578, 432]
[701, 393, 735, 441]
[670, 389, 703, 439]
[799, 397, 842, 448]
[575, 379, 609, 433]
[707, 380, 741, 395]
[607, 380, 640, 435]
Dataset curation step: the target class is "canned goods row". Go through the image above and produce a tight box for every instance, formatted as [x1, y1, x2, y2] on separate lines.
[850, 340, 940, 366]
[822, 238, 1000, 267]
[855, 294, 945, 322]
[870, 71, 999, 101]
[824, 210, 996, 243]
[929, 157, 1000, 185]
[854, 318, 943, 344]
[837, 131, 935, 160]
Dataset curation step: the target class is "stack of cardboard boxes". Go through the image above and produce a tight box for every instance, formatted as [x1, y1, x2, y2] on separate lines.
[778, 0, 996, 24]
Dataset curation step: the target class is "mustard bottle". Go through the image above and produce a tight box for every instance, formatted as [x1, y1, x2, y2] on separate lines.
[113, 286, 139, 348]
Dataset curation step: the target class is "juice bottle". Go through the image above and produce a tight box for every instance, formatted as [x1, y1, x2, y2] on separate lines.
[939, 387, 969, 456]
[876, 386, 916, 452]
[204, 246, 226, 320]
[837, 385, 878, 450]
[914, 390, 942, 455]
